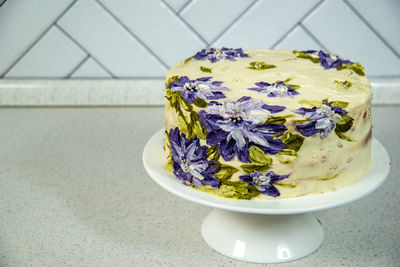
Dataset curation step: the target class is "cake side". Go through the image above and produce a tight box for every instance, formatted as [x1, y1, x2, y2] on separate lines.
[164, 49, 372, 200]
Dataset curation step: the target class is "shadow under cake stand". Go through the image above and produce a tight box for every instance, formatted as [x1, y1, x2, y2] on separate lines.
[143, 129, 390, 264]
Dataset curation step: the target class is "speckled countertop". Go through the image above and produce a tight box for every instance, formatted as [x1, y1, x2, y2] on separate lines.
[0, 106, 399, 267]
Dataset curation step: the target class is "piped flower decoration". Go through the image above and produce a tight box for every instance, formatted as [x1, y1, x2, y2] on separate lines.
[168, 76, 229, 104]
[169, 128, 220, 188]
[248, 81, 299, 98]
[199, 96, 287, 163]
[239, 171, 290, 197]
[194, 47, 249, 63]
[294, 99, 354, 140]
[294, 50, 365, 76]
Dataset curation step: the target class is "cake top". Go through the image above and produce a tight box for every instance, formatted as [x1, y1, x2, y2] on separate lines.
[166, 49, 371, 112]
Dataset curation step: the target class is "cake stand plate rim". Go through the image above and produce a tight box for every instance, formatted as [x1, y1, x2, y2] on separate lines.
[143, 129, 390, 215]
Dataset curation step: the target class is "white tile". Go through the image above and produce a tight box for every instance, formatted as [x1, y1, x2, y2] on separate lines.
[99, 0, 206, 66]
[58, 0, 167, 77]
[274, 25, 324, 51]
[181, 0, 254, 44]
[303, 0, 400, 76]
[213, 0, 320, 49]
[0, 0, 73, 75]
[164, 0, 190, 13]
[348, 0, 400, 55]
[5, 27, 86, 78]
[71, 58, 111, 78]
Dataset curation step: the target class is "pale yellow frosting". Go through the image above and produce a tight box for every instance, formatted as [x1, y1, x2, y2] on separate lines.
[165, 49, 372, 199]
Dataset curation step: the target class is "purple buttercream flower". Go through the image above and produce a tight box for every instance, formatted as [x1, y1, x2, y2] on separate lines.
[169, 128, 220, 188]
[199, 97, 287, 163]
[239, 170, 290, 197]
[194, 47, 249, 63]
[294, 103, 346, 138]
[169, 76, 230, 104]
[248, 81, 299, 98]
[302, 50, 353, 70]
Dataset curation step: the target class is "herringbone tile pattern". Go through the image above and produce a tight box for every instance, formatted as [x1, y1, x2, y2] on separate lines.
[0, 0, 399, 78]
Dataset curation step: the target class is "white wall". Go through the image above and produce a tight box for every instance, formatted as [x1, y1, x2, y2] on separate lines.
[0, 0, 399, 79]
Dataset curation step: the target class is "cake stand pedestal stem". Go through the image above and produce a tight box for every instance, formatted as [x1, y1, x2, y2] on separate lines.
[201, 208, 324, 263]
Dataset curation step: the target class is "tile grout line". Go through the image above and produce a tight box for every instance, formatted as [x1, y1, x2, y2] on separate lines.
[207, 0, 259, 48]
[209, 0, 260, 48]
[54, 24, 116, 78]
[0, 0, 8, 8]
[270, 0, 325, 49]
[177, 0, 193, 14]
[299, 24, 331, 53]
[95, 0, 171, 70]
[66, 55, 90, 78]
[160, 0, 208, 46]
[0, 0, 79, 78]
[343, 0, 400, 59]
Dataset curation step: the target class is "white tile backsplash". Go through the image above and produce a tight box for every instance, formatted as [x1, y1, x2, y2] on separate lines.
[0, 0, 399, 78]
[213, 0, 320, 49]
[164, 0, 190, 13]
[99, 0, 206, 66]
[348, 0, 400, 55]
[0, 0, 74, 75]
[181, 0, 254, 44]
[303, 0, 400, 76]
[58, 0, 167, 77]
[71, 57, 111, 78]
[6, 27, 87, 78]
[274, 25, 324, 51]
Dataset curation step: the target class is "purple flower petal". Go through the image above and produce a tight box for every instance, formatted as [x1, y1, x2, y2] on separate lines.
[262, 104, 286, 113]
[239, 170, 290, 197]
[194, 47, 249, 63]
[168, 128, 220, 188]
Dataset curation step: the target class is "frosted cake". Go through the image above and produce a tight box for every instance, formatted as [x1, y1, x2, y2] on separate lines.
[164, 48, 372, 200]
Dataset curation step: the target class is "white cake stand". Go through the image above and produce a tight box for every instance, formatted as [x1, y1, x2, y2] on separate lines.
[142, 129, 391, 264]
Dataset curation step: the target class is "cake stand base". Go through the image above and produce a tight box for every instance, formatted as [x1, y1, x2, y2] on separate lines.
[201, 209, 323, 263]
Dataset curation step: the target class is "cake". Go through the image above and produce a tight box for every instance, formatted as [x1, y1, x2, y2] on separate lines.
[163, 48, 372, 200]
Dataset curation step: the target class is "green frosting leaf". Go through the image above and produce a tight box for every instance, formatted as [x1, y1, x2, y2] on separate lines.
[337, 62, 365, 76]
[265, 115, 294, 125]
[182, 56, 193, 64]
[288, 84, 301, 90]
[206, 145, 220, 161]
[198, 180, 260, 200]
[177, 114, 192, 138]
[200, 66, 212, 73]
[335, 115, 354, 141]
[335, 130, 354, 142]
[190, 111, 207, 139]
[291, 118, 313, 124]
[293, 50, 319, 63]
[275, 182, 297, 188]
[247, 61, 276, 70]
[164, 159, 174, 173]
[241, 146, 272, 173]
[214, 164, 239, 181]
[276, 149, 298, 164]
[299, 99, 322, 108]
[329, 100, 349, 109]
[334, 80, 352, 89]
[336, 116, 354, 132]
[276, 130, 305, 164]
[193, 98, 207, 108]
[278, 130, 305, 152]
[317, 173, 339, 181]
